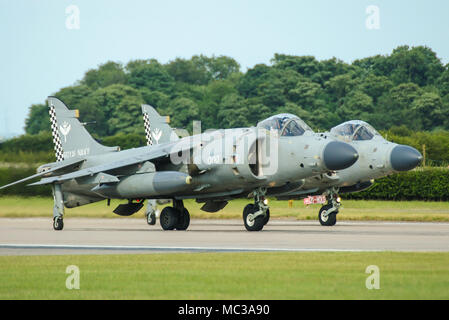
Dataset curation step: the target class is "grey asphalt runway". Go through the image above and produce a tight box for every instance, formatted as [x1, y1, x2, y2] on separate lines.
[0, 218, 448, 255]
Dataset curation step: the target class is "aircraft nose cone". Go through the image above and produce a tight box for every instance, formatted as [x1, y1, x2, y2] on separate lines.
[390, 145, 423, 171]
[323, 141, 359, 171]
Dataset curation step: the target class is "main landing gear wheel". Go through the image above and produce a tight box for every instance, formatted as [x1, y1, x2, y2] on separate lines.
[243, 204, 265, 231]
[175, 208, 190, 231]
[53, 216, 64, 231]
[318, 204, 337, 226]
[160, 207, 179, 230]
[160, 202, 191, 231]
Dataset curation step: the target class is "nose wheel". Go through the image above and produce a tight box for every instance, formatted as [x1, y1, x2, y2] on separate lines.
[243, 188, 269, 231]
[243, 204, 265, 231]
[318, 188, 340, 226]
[318, 204, 337, 226]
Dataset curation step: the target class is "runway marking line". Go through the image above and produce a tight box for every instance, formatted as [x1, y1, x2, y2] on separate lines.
[0, 243, 387, 253]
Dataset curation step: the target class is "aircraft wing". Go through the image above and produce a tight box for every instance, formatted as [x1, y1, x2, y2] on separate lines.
[0, 158, 85, 190]
[28, 142, 191, 186]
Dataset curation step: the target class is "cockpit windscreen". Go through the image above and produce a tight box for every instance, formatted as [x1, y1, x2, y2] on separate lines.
[330, 121, 382, 141]
[257, 114, 313, 137]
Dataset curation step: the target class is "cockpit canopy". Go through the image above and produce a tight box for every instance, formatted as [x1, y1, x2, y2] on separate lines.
[257, 113, 313, 137]
[330, 120, 382, 141]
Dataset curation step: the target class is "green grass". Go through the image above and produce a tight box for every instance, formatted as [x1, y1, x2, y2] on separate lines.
[1, 196, 449, 222]
[0, 252, 448, 299]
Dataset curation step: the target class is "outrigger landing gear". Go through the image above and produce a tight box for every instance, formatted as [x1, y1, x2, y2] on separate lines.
[160, 200, 190, 231]
[145, 200, 158, 225]
[243, 188, 270, 231]
[318, 188, 341, 226]
[51, 184, 64, 231]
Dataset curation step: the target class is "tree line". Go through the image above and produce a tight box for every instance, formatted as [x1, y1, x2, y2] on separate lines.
[23, 45, 449, 139]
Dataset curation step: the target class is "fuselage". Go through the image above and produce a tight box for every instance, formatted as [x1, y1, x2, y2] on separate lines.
[295, 120, 422, 196]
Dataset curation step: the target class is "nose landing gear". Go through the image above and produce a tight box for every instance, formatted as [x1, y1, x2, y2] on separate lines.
[243, 188, 270, 231]
[318, 188, 340, 226]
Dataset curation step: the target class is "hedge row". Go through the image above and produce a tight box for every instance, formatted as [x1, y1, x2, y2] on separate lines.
[344, 168, 449, 201]
[0, 168, 51, 197]
[1, 167, 448, 201]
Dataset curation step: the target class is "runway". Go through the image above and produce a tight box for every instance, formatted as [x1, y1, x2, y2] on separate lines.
[1, 218, 449, 255]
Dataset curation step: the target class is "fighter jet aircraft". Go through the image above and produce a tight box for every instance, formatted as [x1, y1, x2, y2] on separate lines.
[0, 97, 359, 231]
[275, 120, 423, 226]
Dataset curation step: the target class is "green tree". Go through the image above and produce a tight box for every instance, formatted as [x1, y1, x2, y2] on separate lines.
[82, 61, 127, 89]
[437, 68, 449, 97]
[312, 57, 355, 85]
[389, 46, 444, 86]
[357, 74, 393, 103]
[25, 104, 50, 134]
[108, 95, 146, 135]
[325, 73, 360, 101]
[139, 88, 171, 111]
[237, 64, 272, 98]
[198, 80, 238, 129]
[167, 97, 199, 131]
[53, 85, 93, 108]
[337, 91, 374, 122]
[127, 59, 175, 94]
[411, 92, 444, 130]
[192, 55, 240, 81]
[166, 57, 210, 85]
[353, 54, 393, 78]
[375, 83, 422, 129]
[272, 54, 319, 78]
[87, 84, 144, 135]
[217, 94, 250, 128]
[288, 79, 322, 109]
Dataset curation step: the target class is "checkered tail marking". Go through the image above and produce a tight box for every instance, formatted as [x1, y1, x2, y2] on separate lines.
[143, 112, 153, 146]
[49, 103, 64, 162]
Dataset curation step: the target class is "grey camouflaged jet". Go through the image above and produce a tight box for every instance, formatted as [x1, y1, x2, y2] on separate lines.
[0, 97, 359, 231]
[276, 120, 423, 226]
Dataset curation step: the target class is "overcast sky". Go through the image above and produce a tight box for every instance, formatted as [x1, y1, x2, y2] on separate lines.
[1, 0, 448, 137]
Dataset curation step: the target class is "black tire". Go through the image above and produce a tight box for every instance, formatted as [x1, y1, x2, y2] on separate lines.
[243, 204, 265, 231]
[160, 207, 178, 230]
[146, 213, 156, 225]
[263, 208, 270, 225]
[53, 217, 64, 231]
[175, 208, 190, 231]
[318, 205, 337, 226]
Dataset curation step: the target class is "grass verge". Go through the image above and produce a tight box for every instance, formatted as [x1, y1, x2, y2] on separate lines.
[1, 196, 449, 222]
[0, 252, 448, 299]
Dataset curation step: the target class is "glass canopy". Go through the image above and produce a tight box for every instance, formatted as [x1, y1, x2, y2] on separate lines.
[330, 120, 382, 141]
[257, 114, 313, 137]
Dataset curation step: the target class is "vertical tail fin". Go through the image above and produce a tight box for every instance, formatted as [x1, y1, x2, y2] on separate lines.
[48, 96, 119, 161]
[141, 104, 179, 145]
